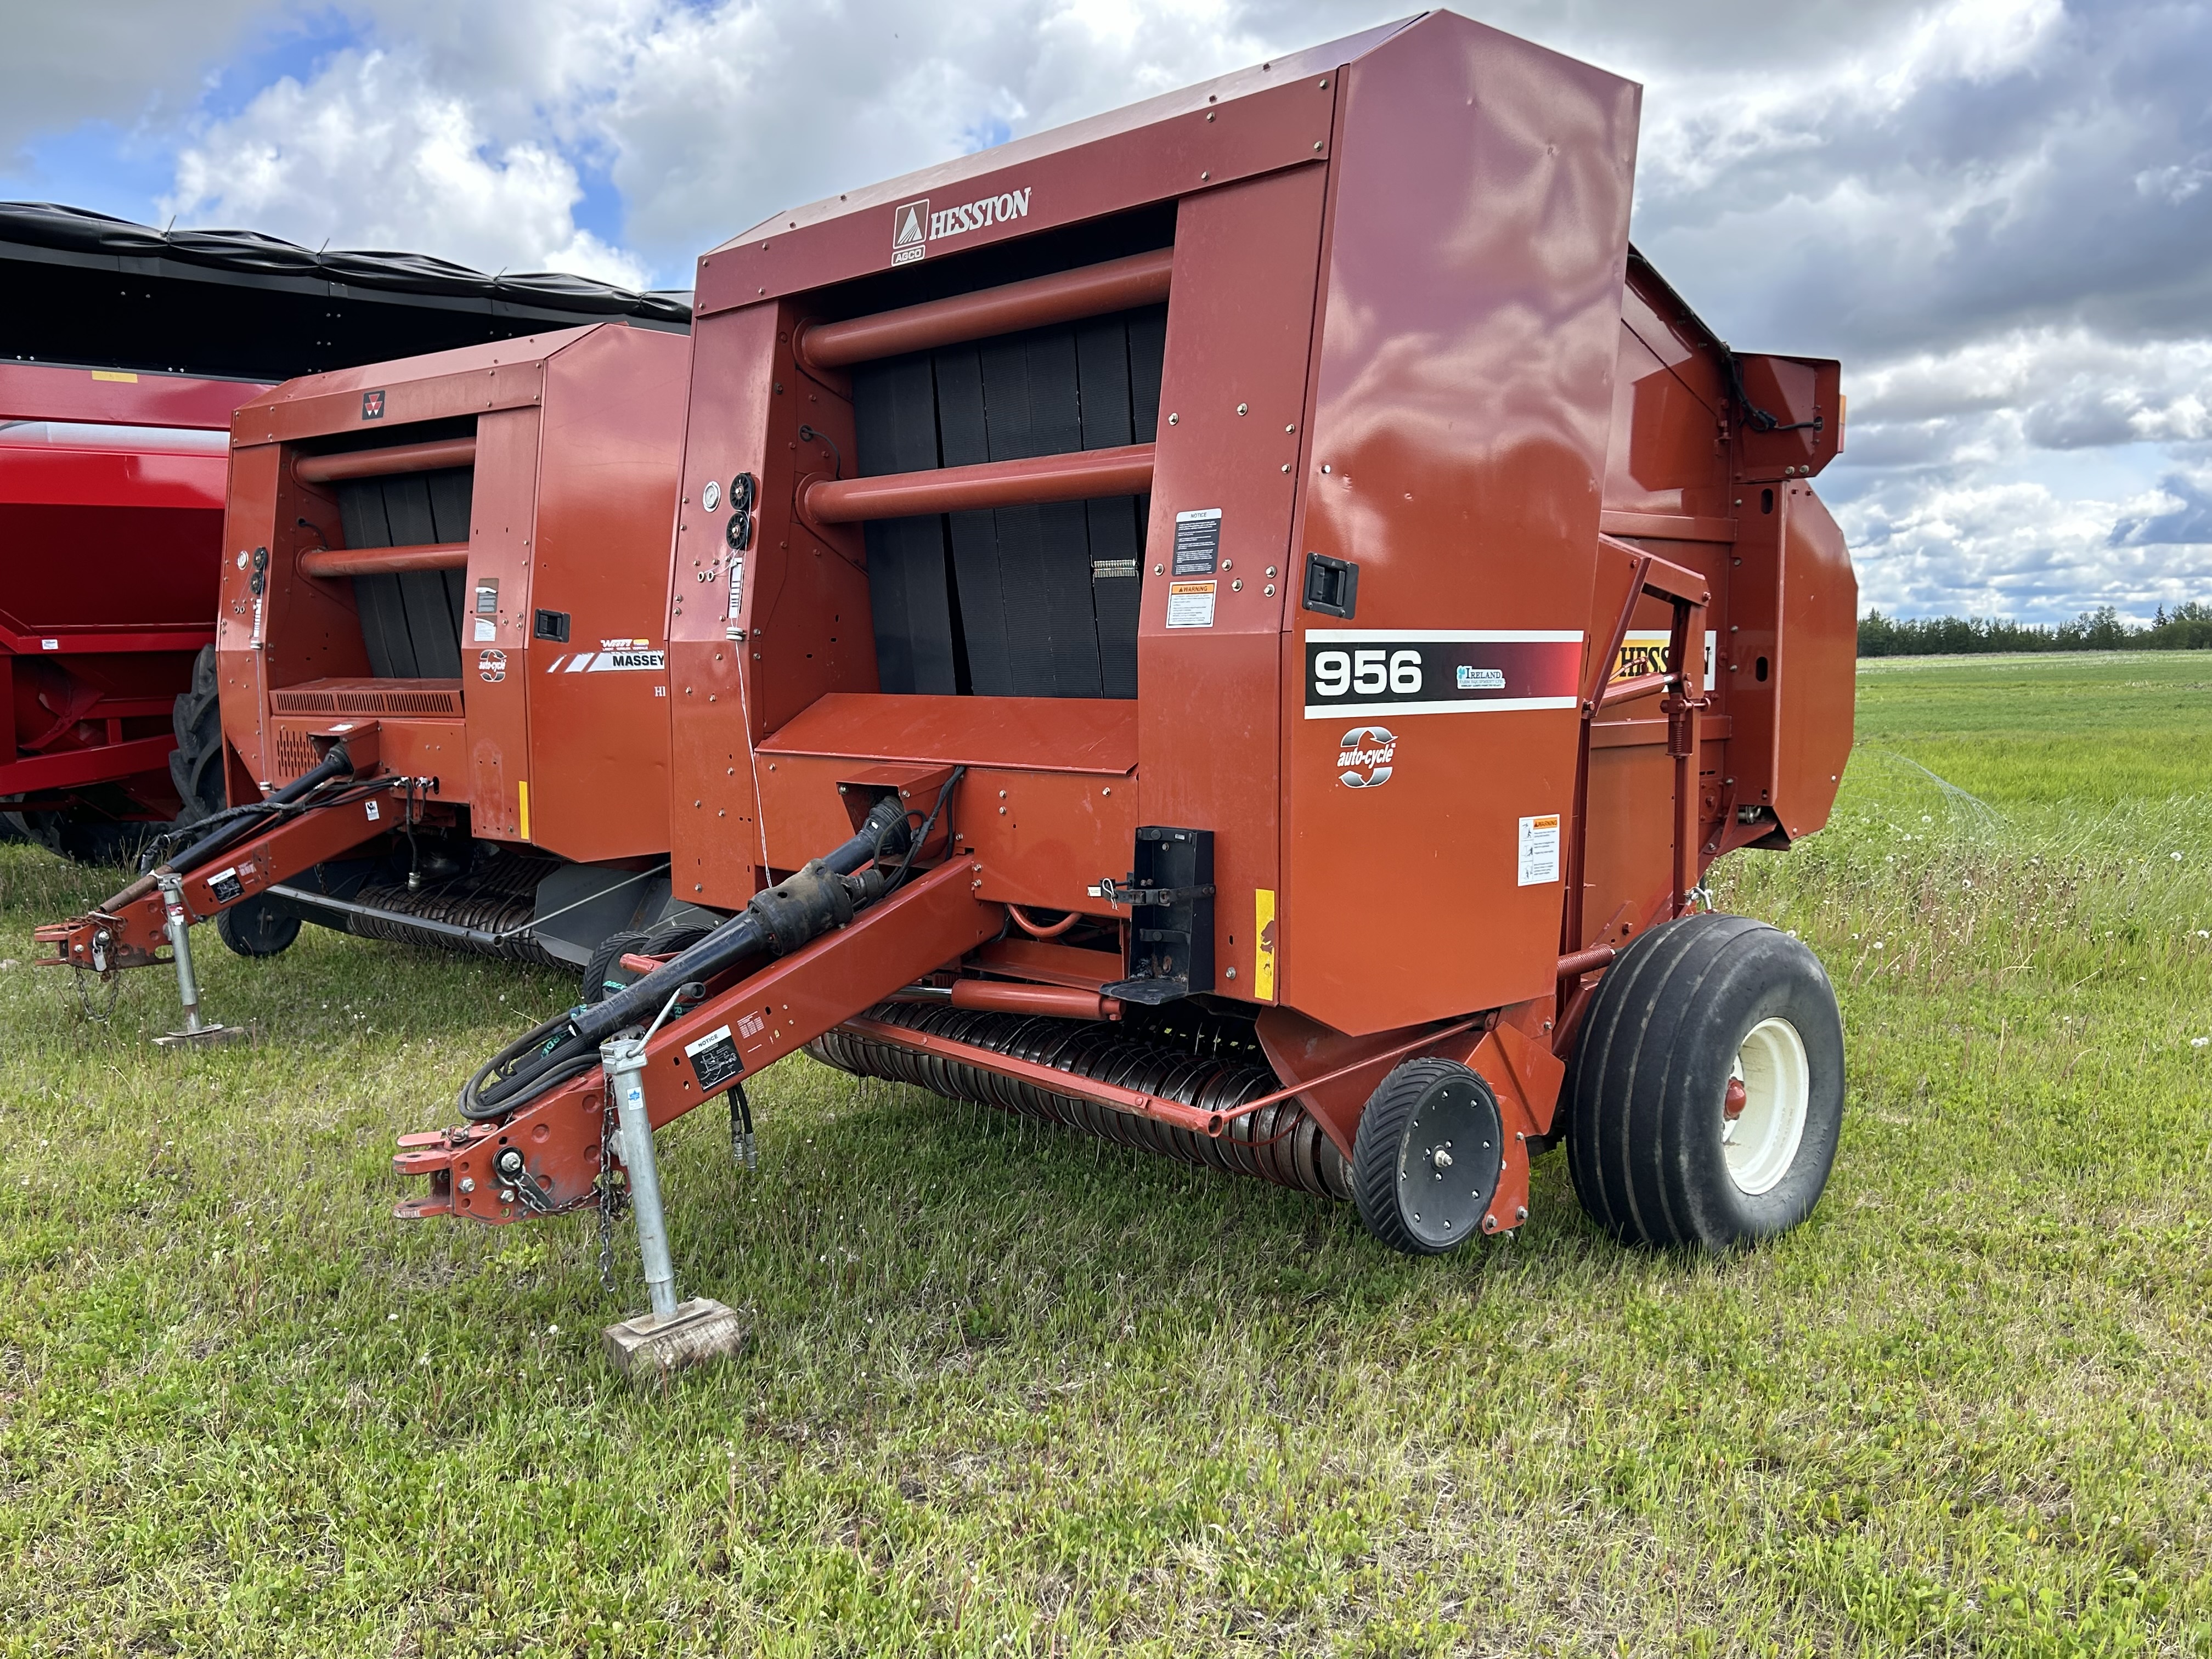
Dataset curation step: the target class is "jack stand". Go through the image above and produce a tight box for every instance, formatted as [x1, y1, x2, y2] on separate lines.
[598, 1031, 744, 1379]
[151, 873, 243, 1047]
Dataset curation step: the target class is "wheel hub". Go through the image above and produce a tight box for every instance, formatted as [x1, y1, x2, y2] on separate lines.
[1396, 1073, 1503, 1249]
[1721, 1016, 1810, 1196]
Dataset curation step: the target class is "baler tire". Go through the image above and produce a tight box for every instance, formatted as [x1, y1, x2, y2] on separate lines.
[217, 894, 302, 958]
[1351, 1057, 1505, 1256]
[167, 645, 228, 827]
[580, 930, 652, 1005]
[1563, 912, 1844, 1251]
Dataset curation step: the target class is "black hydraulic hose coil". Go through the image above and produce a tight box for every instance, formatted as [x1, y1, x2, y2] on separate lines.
[807, 1002, 1355, 1201]
[460, 794, 915, 1120]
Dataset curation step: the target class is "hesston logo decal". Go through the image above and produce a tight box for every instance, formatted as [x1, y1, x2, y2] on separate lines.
[891, 188, 1032, 265]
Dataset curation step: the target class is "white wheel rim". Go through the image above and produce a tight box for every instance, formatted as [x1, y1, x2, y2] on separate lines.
[1722, 1016, 1810, 1197]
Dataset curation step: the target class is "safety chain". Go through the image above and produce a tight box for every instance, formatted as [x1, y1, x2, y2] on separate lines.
[595, 1089, 628, 1294]
[71, 963, 120, 1023]
[729, 1080, 758, 1172]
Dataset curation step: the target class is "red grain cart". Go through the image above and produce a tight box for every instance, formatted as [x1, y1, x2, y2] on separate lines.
[1, 365, 246, 857]
[0, 202, 690, 862]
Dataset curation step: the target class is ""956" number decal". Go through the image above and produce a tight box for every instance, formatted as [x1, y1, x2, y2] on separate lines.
[1301, 630, 1584, 719]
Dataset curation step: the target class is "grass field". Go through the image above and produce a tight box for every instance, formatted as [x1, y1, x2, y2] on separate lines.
[2, 652, 2209, 1657]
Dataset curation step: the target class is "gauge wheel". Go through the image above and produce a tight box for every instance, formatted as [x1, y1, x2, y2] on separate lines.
[1351, 1057, 1505, 1255]
[580, 929, 652, 1005]
[217, 894, 302, 958]
[1564, 912, 1844, 1250]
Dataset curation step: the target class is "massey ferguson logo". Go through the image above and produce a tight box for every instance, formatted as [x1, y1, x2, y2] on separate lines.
[891, 188, 1032, 264]
[1339, 725, 1397, 788]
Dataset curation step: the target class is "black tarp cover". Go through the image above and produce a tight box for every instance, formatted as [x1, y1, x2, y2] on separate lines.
[0, 202, 690, 320]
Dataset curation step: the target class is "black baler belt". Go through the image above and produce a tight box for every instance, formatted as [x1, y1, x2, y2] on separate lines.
[934, 345, 1016, 697]
[855, 357, 958, 694]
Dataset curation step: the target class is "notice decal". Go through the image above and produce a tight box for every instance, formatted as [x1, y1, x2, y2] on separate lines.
[684, 1024, 744, 1092]
[1172, 507, 1222, 575]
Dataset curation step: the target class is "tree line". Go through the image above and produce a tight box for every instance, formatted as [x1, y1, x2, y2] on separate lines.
[1858, 603, 2212, 656]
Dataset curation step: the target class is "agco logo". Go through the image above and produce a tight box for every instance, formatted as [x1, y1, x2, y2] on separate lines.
[1338, 725, 1396, 788]
[891, 187, 1032, 265]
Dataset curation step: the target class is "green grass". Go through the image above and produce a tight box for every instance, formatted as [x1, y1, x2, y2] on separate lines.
[3, 651, 2209, 1656]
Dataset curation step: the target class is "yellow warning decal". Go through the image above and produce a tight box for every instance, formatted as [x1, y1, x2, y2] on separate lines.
[517, 780, 531, 841]
[1612, 629, 1718, 685]
[1254, 888, 1277, 1001]
[89, 370, 139, 382]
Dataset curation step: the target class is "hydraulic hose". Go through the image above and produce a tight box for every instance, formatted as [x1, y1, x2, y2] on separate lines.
[459, 793, 918, 1120]
[103, 742, 361, 912]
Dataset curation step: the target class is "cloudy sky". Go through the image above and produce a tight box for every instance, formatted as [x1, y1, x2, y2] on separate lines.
[6, 0, 2208, 623]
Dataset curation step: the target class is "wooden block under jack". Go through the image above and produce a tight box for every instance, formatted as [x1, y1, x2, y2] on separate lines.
[602, 1297, 746, 1379]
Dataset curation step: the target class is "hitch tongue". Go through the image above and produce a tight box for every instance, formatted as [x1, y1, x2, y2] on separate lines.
[151, 872, 244, 1047]
[597, 1031, 744, 1380]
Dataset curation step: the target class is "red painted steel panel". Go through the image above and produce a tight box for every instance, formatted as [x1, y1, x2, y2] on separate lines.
[1282, 14, 1641, 1034]
[1138, 164, 1330, 1004]
[665, 298, 876, 910]
[455, 405, 537, 840]
[755, 752, 1131, 913]
[695, 35, 1400, 313]
[757, 692, 1136, 775]
[1772, 485, 1855, 841]
[232, 342, 561, 447]
[0, 362, 267, 428]
[0, 732, 176, 794]
[521, 324, 686, 862]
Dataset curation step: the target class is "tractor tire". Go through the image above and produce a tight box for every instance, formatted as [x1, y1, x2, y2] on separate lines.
[4, 808, 151, 867]
[167, 645, 228, 827]
[1351, 1057, 1505, 1256]
[580, 930, 651, 1005]
[217, 894, 302, 958]
[1563, 912, 1844, 1251]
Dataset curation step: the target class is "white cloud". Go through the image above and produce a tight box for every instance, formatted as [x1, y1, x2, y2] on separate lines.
[162, 44, 650, 289]
[0, 1, 281, 157]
